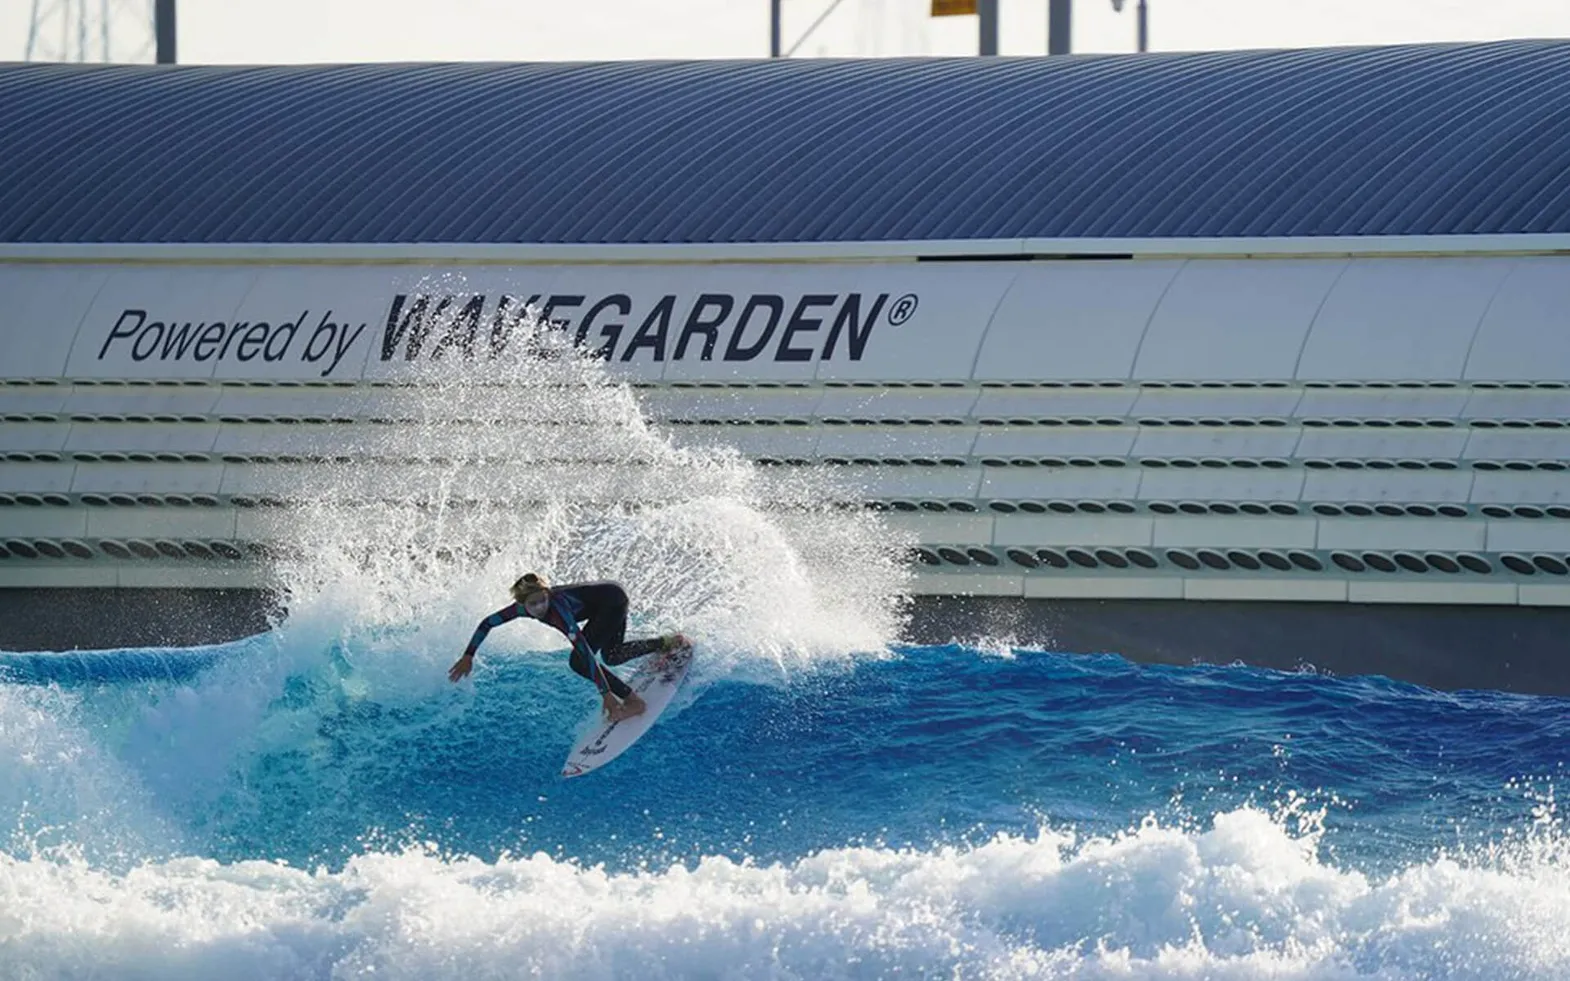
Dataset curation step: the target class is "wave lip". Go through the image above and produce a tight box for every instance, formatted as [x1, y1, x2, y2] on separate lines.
[0, 648, 225, 686]
[5, 805, 1569, 981]
[268, 301, 911, 678]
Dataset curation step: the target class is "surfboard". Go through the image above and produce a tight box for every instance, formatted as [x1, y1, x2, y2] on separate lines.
[561, 643, 694, 778]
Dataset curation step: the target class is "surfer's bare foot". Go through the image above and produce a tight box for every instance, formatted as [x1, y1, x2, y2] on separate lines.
[610, 694, 646, 722]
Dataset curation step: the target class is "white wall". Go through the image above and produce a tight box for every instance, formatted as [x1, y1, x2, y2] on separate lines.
[3, 253, 1568, 385]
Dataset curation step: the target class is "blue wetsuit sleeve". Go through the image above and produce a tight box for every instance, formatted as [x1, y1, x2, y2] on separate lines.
[463, 604, 522, 659]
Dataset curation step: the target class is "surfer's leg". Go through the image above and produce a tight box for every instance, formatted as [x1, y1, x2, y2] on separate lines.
[581, 590, 637, 663]
[604, 632, 689, 665]
[601, 637, 664, 665]
[581, 588, 684, 666]
[568, 644, 631, 699]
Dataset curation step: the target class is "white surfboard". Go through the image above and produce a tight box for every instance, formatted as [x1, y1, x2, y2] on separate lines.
[561, 644, 694, 778]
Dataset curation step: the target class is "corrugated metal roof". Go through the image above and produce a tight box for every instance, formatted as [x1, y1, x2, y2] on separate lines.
[2, 41, 1569, 244]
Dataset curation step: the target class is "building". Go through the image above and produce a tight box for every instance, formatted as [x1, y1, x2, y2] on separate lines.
[4, 42, 1570, 681]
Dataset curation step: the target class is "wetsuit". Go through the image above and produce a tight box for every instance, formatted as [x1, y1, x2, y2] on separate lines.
[462, 581, 665, 699]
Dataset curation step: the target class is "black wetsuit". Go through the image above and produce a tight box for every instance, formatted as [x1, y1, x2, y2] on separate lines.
[462, 581, 664, 698]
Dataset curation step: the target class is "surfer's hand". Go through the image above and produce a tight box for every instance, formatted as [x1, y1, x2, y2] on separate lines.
[448, 653, 474, 682]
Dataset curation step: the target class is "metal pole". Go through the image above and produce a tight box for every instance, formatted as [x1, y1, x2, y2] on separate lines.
[770, 0, 781, 57]
[978, 0, 998, 56]
[155, 0, 176, 63]
[1048, 0, 1071, 55]
[1137, 0, 1148, 52]
[24, 0, 41, 60]
[784, 0, 848, 58]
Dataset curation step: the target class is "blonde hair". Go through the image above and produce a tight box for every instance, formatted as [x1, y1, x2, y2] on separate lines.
[510, 572, 548, 603]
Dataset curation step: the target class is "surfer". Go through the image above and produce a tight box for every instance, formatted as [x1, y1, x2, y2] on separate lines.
[448, 573, 685, 723]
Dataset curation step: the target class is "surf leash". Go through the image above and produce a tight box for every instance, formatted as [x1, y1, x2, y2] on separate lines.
[550, 596, 611, 694]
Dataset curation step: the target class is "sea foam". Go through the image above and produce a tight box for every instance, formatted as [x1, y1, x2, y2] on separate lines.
[4, 804, 1567, 980]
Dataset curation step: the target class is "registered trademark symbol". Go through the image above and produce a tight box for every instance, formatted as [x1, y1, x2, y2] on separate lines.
[887, 294, 919, 326]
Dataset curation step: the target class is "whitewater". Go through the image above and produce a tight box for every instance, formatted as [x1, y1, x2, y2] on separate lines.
[3, 318, 1569, 980]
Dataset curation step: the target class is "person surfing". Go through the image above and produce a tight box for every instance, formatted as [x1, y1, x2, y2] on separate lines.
[448, 573, 686, 723]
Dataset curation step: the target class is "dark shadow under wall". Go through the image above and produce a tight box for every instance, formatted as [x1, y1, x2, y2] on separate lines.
[906, 597, 1570, 696]
[2, 588, 1566, 696]
[0, 588, 281, 651]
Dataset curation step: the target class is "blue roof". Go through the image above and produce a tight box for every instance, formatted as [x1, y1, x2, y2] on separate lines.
[3, 41, 1570, 244]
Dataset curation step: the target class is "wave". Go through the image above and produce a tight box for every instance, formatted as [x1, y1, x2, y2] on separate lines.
[4, 636, 1568, 978]
[6, 307, 1567, 977]
[5, 637, 1566, 868]
[265, 303, 912, 679]
[4, 804, 1567, 981]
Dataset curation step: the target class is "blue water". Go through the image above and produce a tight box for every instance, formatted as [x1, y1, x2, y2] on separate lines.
[3, 630, 1568, 979]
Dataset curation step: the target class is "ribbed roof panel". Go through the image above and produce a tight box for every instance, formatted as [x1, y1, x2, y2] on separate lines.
[2, 41, 1569, 244]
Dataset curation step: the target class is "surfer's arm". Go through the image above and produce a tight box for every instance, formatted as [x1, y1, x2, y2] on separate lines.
[448, 604, 522, 682]
[465, 604, 524, 658]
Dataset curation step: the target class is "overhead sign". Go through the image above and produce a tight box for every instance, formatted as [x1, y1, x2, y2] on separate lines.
[931, 0, 977, 16]
[14, 262, 1015, 383]
[378, 290, 900, 365]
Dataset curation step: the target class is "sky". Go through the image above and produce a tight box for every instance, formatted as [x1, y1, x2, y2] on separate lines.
[7, 0, 1570, 64]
